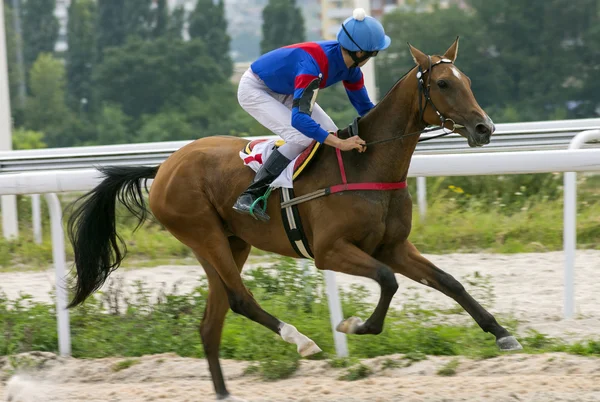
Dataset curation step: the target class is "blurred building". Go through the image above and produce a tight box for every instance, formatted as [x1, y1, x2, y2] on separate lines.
[320, 0, 469, 40]
[54, 0, 70, 52]
[52, 0, 200, 52]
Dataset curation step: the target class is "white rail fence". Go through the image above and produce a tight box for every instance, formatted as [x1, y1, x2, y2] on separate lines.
[1, 132, 599, 357]
[2, 118, 600, 240]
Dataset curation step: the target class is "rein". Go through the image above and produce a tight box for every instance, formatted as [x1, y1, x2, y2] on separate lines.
[363, 56, 463, 147]
[280, 133, 407, 209]
[279, 57, 461, 209]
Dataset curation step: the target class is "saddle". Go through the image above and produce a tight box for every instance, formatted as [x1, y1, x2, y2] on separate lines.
[239, 118, 366, 260]
[243, 139, 323, 181]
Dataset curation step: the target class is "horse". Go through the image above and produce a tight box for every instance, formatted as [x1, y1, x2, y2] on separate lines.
[67, 38, 522, 401]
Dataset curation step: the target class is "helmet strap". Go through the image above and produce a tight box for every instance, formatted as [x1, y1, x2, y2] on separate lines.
[341, 23, 377, 68]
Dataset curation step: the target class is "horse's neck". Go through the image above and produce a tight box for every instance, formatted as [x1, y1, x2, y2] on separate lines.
[350, 69, 424, 183]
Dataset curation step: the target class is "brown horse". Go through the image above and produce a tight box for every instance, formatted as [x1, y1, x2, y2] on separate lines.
[67, 39, 521, 401]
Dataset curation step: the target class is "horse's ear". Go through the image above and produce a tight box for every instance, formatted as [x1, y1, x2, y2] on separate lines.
[443, 36, 460, 63]
[407, 43, 428, 69]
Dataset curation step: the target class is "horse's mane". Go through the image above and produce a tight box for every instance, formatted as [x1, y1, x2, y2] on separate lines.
[337, 64, 415, 137]
[338, 54, 445, 137]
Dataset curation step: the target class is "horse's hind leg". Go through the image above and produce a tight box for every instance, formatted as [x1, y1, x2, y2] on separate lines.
[378, 241, 522, 351]
[196, 237, 250, 400]
[183, 217, 321, 358]
[198, 258, 232, 400]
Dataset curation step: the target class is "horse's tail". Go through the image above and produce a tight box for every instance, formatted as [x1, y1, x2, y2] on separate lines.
[67, 165, 159, 308]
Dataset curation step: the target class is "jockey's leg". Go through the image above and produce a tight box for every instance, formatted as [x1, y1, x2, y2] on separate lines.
[233, 69, 313, 221]
[310, 102, 339, 133]
[232, 147, 290, 222]
[277, 142, 306, 159]
[236, 68, 310, 144]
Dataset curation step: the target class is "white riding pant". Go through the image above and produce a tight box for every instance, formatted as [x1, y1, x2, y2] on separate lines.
[237, 68, 338, 160]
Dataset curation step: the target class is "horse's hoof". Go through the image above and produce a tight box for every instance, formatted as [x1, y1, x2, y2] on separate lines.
[497, 336, 523, 351]
[336, 316, 364, 334]
[298, 339, 322, 357]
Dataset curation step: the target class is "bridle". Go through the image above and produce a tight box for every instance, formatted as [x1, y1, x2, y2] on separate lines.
[363, 56, 465, 147]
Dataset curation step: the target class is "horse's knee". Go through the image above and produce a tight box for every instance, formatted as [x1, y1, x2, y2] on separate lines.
[199, 321, 211, 343]
[228, 294, 245, 316]
[228, 292, 256, 318]
[376, 265, 399, 294]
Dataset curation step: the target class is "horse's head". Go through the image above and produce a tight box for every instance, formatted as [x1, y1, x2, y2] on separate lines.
[408, 38, 494, 147]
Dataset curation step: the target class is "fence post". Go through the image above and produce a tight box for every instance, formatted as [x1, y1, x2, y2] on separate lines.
[324, 270, 349, 357]
[563, 129, 600, 319]
[32, 194, 42, 244]
[45, 193, 71, 356]
[417, 176, 427, 220]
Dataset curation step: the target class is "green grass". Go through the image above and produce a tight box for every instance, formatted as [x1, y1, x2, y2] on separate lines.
[112, 358, 140, 372]
[437, 358, 460, 376]
[339, 363, 372, 381]
[1, 256, 600, 381]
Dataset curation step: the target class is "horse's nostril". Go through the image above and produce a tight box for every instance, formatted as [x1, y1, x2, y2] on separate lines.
[475, 123, 491, 136]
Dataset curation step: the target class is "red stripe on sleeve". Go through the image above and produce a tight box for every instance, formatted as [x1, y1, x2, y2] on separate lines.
[343, 75, 365, 91]
[294, 74, 319, 89]
[285, 42, 329, 88]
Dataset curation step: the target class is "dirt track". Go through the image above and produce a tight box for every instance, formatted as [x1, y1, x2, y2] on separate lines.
[2, 251, 600, 401]
[3, 351, 600, 401]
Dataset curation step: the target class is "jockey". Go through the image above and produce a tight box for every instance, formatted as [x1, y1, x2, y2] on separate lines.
[233, 8, 391, 221]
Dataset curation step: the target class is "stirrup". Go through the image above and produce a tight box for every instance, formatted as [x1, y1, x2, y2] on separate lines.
[248, 187, 273, 220]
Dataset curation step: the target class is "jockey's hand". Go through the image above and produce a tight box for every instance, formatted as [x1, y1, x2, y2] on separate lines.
[325, 132, 367, 153]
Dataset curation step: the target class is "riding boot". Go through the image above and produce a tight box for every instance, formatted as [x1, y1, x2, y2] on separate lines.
[233, 148, 292, 222]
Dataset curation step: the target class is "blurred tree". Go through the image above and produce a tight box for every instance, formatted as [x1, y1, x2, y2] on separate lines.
[466, 0, 598, 119]
[21, 0, 58, 71]
[96, 0, 125, 60]
[377, 7, 494, 108]
[123, 0, 153, 39]
[23, 53, 72, 146]
[152, 0, 168, 38]
[66, 0, 96, 111]
[3, 3, 22, 117]
[260, 0, 305, 54]
[94, 37, 226, 119]
[136, 111, 195, 143]
[166, 5, 185, 40]
[378, 0, 600, 122]
[12, 128, 46, 150]
[189, 0, 232, 77]
[95, 104, 131, 145]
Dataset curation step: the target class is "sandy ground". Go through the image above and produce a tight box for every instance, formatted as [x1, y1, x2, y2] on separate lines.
[2, 251, 600, 401]
[3, 251, 600, 340]
[2, 351, 600, 402]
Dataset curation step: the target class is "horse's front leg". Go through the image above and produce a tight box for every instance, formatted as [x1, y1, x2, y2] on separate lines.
[316, 240, 399, 335]
[376, 240, 522, 351]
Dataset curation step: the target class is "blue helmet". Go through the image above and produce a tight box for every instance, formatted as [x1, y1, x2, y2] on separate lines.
[336, 8, 391, 53]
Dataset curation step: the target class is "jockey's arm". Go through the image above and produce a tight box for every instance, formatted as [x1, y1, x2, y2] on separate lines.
[291, 67, 367, 153]
[291, 70, 330, 144]
[343, 69, 375, 116]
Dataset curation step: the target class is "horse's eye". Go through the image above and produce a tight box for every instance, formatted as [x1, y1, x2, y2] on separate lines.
[437, 80, 449, 89]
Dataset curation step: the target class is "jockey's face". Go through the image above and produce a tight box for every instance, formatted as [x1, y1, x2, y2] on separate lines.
[355, 51, 373, 67]
[342, 48, 378, 69]
[356, 52, 379, 67]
